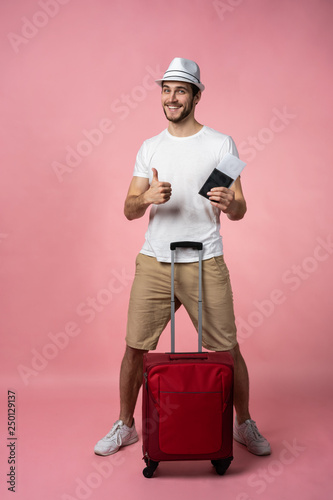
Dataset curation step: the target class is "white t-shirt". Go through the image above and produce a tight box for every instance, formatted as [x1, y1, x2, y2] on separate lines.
[133, 125, 239, 262]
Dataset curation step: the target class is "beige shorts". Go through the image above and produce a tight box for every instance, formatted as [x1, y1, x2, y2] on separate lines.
[126, 253, 237, 352]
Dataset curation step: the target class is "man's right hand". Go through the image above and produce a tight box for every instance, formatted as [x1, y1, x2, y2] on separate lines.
[124, 169, 171, 220]
[144, 168, 172, 205]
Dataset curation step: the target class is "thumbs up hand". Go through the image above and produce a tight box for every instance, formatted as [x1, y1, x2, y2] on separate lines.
[145, 168, 172, 205]
[152, 168, 159, 183]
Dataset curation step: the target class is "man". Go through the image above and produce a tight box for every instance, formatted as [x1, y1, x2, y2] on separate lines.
[94, 57, 271, 458]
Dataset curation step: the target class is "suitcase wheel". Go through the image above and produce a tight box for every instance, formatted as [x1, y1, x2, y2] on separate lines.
[143, 458, 159, 478]
[211, 457, 233, 476]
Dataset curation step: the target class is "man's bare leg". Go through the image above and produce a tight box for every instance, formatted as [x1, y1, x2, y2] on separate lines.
[119, 345, 147, 427]
[229, 343, 251, 424]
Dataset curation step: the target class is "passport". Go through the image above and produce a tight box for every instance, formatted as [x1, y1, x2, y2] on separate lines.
[198, 153, 246, 200]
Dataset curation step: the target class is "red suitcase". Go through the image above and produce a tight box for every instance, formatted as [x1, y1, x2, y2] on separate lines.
[142, 242, 234, 478]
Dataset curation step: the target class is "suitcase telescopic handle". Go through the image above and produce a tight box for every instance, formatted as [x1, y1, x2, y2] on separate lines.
[170, 241, 203, 251]
[170, 241, 203, 353]
[169, 354, 208, 360]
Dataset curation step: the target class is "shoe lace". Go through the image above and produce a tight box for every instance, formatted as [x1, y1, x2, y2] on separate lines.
[105, 421, 123, 446]
[246, 420, 264, 442]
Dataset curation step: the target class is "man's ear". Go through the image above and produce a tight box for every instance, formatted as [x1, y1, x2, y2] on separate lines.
[195, 91, 202, 105]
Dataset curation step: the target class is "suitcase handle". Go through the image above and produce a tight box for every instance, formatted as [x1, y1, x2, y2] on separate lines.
[169, 354, 209, 361]
[170, 241, 203, 354]
[170, 241, 203, 251]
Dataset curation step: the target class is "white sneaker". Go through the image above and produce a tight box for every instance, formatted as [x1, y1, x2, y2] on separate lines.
[94, 420, 138, 456]
[233, 418, 271, 456]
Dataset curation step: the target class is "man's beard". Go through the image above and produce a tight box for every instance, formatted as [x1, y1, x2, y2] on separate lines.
[163, 98, 195, 123]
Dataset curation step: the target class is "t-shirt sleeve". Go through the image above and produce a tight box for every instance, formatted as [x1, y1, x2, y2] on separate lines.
[219, 135, 239, 160]
[133, 141, 149, 178]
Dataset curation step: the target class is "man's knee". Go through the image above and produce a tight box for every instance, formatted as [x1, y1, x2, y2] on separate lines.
[124, 344, 148, 361]
[228, 343, 241, 360]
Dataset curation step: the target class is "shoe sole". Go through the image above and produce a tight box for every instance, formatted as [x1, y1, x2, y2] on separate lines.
[94, 435, 139, 456]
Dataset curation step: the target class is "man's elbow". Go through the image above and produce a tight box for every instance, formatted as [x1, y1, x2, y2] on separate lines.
[125, 213, 136, 221]
[239, 203, 247, 220]
[124, 205, 135, 221]
[124, 201, 145, 221]
[228, 202, 247, 221]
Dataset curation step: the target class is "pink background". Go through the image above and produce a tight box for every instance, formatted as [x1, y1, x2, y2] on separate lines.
[1, 0, 332, 499]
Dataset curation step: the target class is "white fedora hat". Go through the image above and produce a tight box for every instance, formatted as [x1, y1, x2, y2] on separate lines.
[155, 57, 205, 91]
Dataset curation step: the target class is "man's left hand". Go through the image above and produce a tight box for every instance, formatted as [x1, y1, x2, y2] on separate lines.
[207, 187, 236, 214]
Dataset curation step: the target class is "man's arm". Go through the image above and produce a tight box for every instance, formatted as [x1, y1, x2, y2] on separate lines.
[207, 176, 247, 221]
[124, 168, 172, 221]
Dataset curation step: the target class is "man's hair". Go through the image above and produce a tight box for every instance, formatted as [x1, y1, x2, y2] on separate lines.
[190, 84, 200, 98]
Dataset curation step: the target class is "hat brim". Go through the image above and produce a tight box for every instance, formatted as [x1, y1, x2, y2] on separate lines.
[155, 77, 205, 92]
